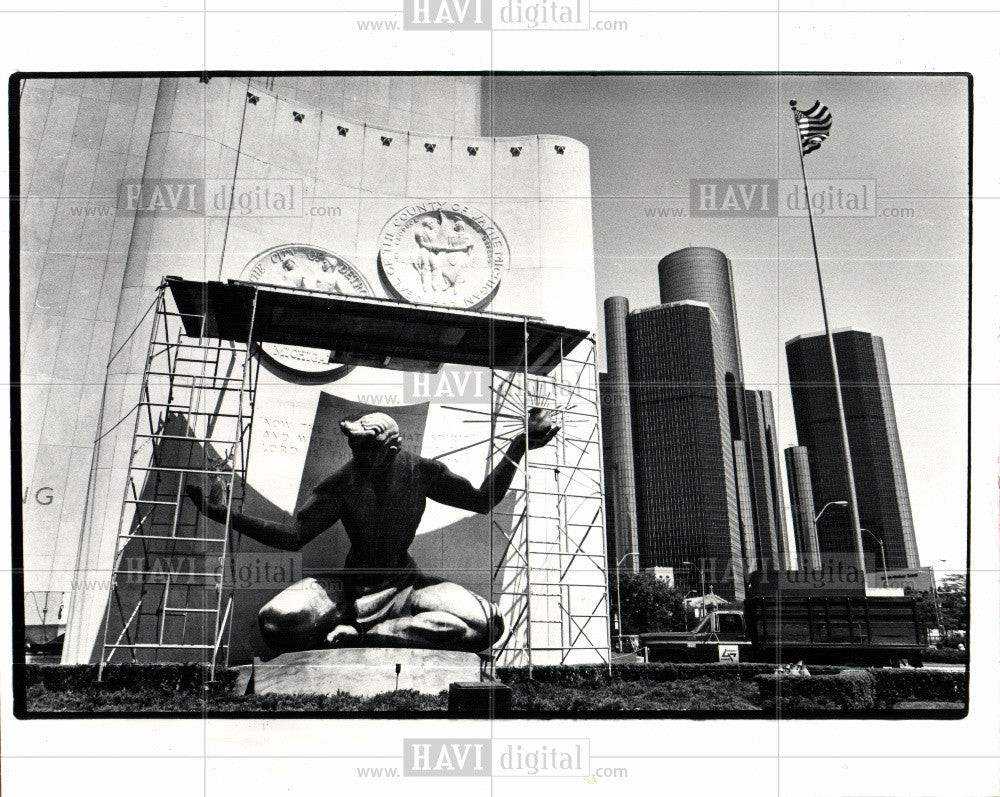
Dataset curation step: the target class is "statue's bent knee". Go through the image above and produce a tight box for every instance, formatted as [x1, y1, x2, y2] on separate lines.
[257, 604, 286, 637]
[258, 603, 312, 650]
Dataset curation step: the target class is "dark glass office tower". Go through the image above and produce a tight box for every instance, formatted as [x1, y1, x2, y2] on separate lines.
[785, 445, 822, 570]
[732, 442, 758, 576]
[785, 329, 920, 570]
[746, 390, 791, 570]
[601, 297, 640, 574]
[626, 301, 745, 600]
[657, 247, 788, 576]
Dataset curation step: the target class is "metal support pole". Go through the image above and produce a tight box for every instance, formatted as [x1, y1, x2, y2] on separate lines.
[522, 319, 532, 677]
[790, 100, 867, 581]
[212, 288, 259, 680]
[861, 528, 889, 587]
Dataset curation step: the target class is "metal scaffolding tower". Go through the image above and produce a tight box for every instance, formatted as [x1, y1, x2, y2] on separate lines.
[98, 282, 260, 678]
[488, 328, 612, 672]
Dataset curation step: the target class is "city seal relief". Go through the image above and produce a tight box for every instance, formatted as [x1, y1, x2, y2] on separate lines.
[377, 202, 510, 309]
[239, 244, 374, 379]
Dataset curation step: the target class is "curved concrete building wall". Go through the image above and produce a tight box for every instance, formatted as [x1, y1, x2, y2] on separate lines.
[18, 78, 159, 601]
[247, 75, 482, 136]
[602, 297, 639, 573]
[62, 76, 604, 664]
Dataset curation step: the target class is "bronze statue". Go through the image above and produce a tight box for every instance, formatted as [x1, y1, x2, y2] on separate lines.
[187, 409, 558, 654]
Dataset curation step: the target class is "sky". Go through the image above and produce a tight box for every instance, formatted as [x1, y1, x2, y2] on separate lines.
[484, 73, 969, 575]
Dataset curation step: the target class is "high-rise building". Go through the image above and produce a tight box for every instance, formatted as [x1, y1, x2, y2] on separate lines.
[658, 247, 745, 383]
[784, 445, 822, 570]
[597, 247, 795, 597]
[599, 371, 616, 569]
[732, 442, 758, 576]
[746, 390, 791, 570]
[656, 247, 787, 574]
[785, 329, 920, 571]
[625, 301, 745, 600]
[601, 297, 640, 574]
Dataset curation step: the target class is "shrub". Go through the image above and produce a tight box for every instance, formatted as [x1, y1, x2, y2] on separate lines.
[756, 671, 876, 711]
[496, 662, 838, 689]
[510, 677, 759, 713]
[23, 663, 238, 694]
[872, 670, 967, 708]
[756, 669, 968, 712]
[24, 663, 965, 715]
[207, 689, 448, 713]
[922, 646, 968, 664]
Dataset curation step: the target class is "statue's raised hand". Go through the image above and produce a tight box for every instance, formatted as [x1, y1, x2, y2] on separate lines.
[523, 407, 559, 450]
[185, 476, 228, 515]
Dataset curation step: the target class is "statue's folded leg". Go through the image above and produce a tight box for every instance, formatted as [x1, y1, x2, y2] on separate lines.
[361, 581, 505, 653]
[258, 577, 344, 653]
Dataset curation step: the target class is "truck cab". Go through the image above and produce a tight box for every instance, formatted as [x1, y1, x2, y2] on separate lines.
[690, 610, 747, 641]
[638, 610, 751, 663]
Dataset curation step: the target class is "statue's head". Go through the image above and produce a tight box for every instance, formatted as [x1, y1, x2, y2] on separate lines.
[340, 412, 401, 470]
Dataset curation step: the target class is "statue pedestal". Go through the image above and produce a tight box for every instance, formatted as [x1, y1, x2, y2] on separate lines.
[249, 648, 486, 697]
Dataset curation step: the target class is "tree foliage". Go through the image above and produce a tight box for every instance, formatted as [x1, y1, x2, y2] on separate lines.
[936, 573, 968, 634]
[616, 571, 686, 635]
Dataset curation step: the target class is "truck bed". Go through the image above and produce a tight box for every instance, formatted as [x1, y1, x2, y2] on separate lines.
[745, 595, 925, 648]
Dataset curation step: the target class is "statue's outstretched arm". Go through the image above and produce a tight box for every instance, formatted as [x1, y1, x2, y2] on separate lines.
[186, 481, 341, 551]
[427, 437, 527, 515]
[427, 411, 559, 514]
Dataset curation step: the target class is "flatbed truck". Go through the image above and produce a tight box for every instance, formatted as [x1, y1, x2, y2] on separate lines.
[639, 594, 927, 667]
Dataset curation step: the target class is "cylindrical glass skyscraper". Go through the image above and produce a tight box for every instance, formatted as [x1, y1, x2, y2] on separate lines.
[602, 297, 640, 574]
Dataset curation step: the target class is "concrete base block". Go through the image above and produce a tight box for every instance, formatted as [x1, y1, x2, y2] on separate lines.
[232, 664, 254, 696]
[251, 648, 485, 697]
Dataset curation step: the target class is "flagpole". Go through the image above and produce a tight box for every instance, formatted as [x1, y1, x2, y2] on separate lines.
[789, 99, 867, 581]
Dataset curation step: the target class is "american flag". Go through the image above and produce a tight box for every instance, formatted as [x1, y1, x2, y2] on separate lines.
[792, 100, 833, 155]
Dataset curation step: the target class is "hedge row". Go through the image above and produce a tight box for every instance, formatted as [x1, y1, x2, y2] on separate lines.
[210, 689, 449, 712]
[30, 663, 794, 697]
[873, 669, 967, 706]
[756, 671, 876, 710]
[496, 662, 843, 688]
[922, 647, 968, 664]
[25, 685, 449, 714]
[22, 664, 239, 695]
[510, 677, 760, 712]
[22, 664, 966, 714]
[756, 669, 967, 711]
